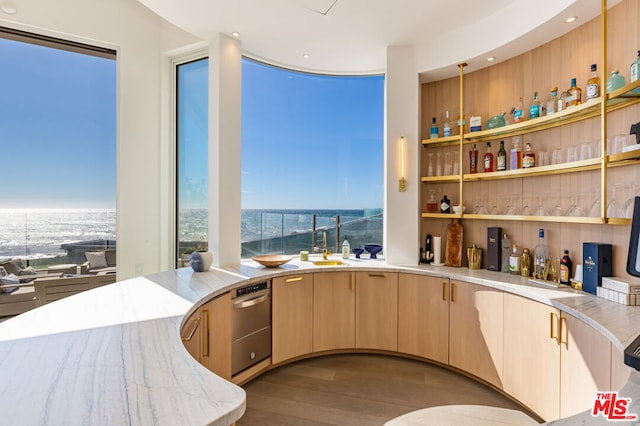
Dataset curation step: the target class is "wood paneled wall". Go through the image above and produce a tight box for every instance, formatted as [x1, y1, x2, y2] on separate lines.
[420, 0, 640, 280]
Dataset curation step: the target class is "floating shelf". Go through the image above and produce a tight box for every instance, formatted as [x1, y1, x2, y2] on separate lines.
[421, 212, 462, 219]
[421, 135, 461, 147]
[421, 175, 461, 183]
[462, 158, 601, 181]
[459, 214, 604, 224]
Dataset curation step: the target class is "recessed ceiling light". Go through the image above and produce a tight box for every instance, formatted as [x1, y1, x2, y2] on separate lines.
[231, 32, 240, 37]
[302, 54, 310, 59]
[487, 57, 496, 62]
[565, 16, 577, 23]
[0, 2, 17, 14]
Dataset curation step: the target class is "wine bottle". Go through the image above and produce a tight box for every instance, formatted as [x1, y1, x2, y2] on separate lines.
[560, 249, 573, 285]
[497, 141, 507, 171]
[483, 142, 494, 172]
[469, 144, 478, 174]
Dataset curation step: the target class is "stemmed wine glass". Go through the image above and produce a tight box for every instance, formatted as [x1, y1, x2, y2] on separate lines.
[549, 194, 563, 216]
[436, 152, 443, 176]
[589, 191, 601, 218]
[520, 197, 532, 216]
[623, 184, 637, 218]
[427, 153, 434, 177]
[477, 195, 488, 215]
[490, 197, 500, 215]
[565, 193, 584, 217]
[503, 195, 516, 215]
[535, 195, 547, 216]
[607, 184, 621, 219]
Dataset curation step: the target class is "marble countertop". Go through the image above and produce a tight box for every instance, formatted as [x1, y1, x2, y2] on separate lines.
[0, 254, 638, 425]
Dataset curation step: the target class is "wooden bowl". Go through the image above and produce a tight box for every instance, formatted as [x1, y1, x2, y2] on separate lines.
[251, 254, 294, 267]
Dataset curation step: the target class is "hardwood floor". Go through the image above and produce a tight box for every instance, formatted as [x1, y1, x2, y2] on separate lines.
[238, 354, 538, 425]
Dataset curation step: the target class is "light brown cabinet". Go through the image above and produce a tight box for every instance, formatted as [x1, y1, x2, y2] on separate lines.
[398, 273, 449, 364]
[272, 274, 313, 364]
[504, 292, 614, 421]
[449, 280, 503, 389]
[313, 271, 355, 352]
[355, 271, 398, 351]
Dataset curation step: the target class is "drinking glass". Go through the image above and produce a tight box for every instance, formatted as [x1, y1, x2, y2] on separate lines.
[490, 197, 500, 215]
[539, 151, 549, 166]
[623, 184, 637, 218]
[535, 195, 547, 216]
[436, 152, 442, 176]
[580, 142, 592, 160]
[427, 153, 434, 177]
[566, 145, 577, 162]
[503, 195, 516, 215]
[565, 193, 584, 217]
[612, 134, 627, 155]
[549, 195, 563, 216]
[607, 184, 621, 218]
[552, 148, 563, 165]
[589, 192, 601, 218]
[520, 197, 532, 216]
[452, 150, 460, 175]
[476, 195, 488, 215]
[444, 151, 452, 175]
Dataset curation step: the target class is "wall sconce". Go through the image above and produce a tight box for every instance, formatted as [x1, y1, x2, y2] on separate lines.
[399, 136, 406, 192]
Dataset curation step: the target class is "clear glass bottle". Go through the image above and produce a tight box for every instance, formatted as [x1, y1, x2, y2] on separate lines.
[497, 140, 507, 171]
[457, 114, 467, 134]
[558, 90, 567, 112]
[469, 144, 479, 174]
[440, 195, 451, 214]
[430, 117, 438, 139]
[509, 245, 521, 275]
[546, 87, 558, 115]
[522, 142, 535, 168]
[534, 228, 550, 279]
[529, 91, 541, 119]
[513, 96, 524, 123]
[510, 136, 522, 170]
[443, 110, 451, 137]
[483, 142, 494, 172]
[606, 70, 626, 93]
[586, 64, 600, 100]
[631, 50, 640, 94]
[560, 249, 573, 285]
[342, 236, 350, 259]
[565, 78, 582, 107]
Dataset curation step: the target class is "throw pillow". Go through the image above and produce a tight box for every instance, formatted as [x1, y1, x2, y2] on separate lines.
[86, 251, 108, 269]
[0, 273, 19, 293]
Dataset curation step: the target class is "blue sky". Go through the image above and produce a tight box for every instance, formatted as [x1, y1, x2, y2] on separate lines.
[0, 37, 116, 209]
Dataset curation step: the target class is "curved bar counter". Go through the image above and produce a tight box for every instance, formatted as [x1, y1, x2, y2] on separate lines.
[1, 257, 639, 425]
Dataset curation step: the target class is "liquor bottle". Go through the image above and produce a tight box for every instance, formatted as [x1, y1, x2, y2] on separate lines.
[509, 245, 521, 275]
[546, 87, 558, 115]
[443, 111, 451, 137]
[342, 236, 350, 259]
[430, 117, 439, 139]
[510, 136, 522, 170]
[586, 64, 600, 100]
[631, 50, 640, 94]
[534, 228, 549, 279]
[483, 142, 494, 172]
[469, 144, 479, 173]
[513, 96, 524, 123]
[497, 140, 507, 171]
[606, 70, 625, 93]
[558, 90, 567, 112]
[560, 249, 573, 285]
[565, 78, 582, 107]
[529, 91, 541, 119]
[522, 142, 535, 168]
[457, 114, 467, 134]
[501, 233, 511, 273]
[440, 195, 451, 214]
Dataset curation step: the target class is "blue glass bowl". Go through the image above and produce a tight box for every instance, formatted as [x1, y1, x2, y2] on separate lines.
[352, 248, 365, 258]
[363, 244, 383, 259]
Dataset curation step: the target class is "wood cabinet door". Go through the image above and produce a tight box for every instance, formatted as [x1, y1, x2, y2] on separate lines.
[272, 274, 313, 364]
[200, 292, 232, 380]
[355, 271, 398, 351]
[398, 273, 449, 364]
[503, 293, 560, 421]
[611, 345, 631, 392]
[449, 280, 503, 389]
[313, 271, 355, 352]
[560, 313, 611, 418]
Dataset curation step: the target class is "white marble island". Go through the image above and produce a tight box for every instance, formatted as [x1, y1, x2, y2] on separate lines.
[1, 257, 640, 425]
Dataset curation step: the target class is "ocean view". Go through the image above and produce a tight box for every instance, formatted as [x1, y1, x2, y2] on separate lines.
[1, 208, 383, 260]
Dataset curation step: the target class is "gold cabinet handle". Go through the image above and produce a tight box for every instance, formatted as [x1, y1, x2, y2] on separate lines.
[442, 281, 447, 301]
[560, 316, 568, 348]
[451, 282, 456, 302]
[368, 273, 385, 278]
[350, 273, 354, 292]
[285, 276, 302, 283]
[202, 309, 210, 357]
[181, 317, 200, 342]
[550, 312, 560, 344]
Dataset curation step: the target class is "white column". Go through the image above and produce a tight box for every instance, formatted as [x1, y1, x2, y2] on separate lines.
[384, 45, 420, 265]
[209, 34, 242, 267]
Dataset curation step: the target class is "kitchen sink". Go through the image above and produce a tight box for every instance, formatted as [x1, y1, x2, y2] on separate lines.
[312, 260, 346, 266]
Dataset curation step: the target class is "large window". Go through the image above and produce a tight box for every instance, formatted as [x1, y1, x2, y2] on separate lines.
[241, 59, 384, 257]
[176, 57, 209, 265]
[0, 28, 116, 272]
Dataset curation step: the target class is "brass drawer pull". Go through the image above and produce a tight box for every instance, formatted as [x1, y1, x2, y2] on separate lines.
[550, 312, 560, 344]
[442, 282, 447, 301]
[560, 316, 568, 348]
[451, 282, 456, 302]
[202, 309, 210, 357]
[368, 273, 385, 278]
[350, 273, 354, 291]
[181, 317, 200, 342]
[285, 277, 303, 283]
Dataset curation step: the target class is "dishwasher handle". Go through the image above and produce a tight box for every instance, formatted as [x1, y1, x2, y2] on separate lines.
[233, 293, 270, 309]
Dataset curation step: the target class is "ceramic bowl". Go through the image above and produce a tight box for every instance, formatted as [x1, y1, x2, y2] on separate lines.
[252, 254, 293, 267]
[363, 244, 383, 259]
[452, 205, 466, 214]
[352, 248, 365, 258]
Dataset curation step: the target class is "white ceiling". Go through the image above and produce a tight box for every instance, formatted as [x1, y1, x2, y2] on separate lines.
[136, 0, 610, 80]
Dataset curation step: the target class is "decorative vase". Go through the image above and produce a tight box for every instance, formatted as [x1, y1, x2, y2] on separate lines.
[190, 251, 213, 272]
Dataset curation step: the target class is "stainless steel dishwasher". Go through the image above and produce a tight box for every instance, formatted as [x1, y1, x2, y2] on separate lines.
[231, 281, 271, 375]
